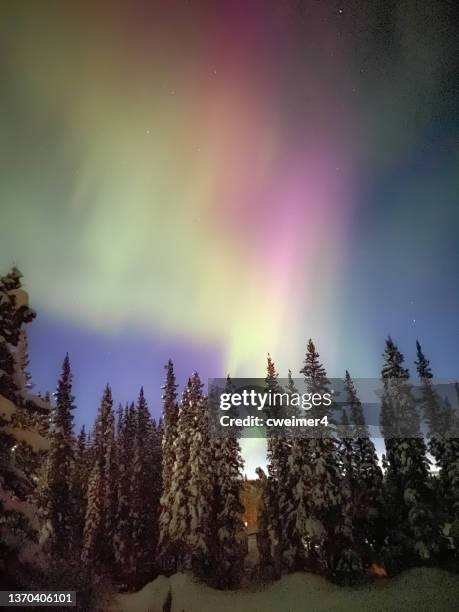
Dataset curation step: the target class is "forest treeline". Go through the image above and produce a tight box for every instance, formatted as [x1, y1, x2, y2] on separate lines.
[0, 268, 458, 605]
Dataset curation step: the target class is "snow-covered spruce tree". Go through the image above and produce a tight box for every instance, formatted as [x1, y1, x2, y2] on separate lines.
[338, 408, 355, 494]
[343, 371, 384, 564]
[158, 360, 178, 566]
[130, 388, 161, 585]
[168, 373, 214, 573]
[415, 342, 459, 554]
[85, 426, 95, 468]
[415, 342, 445, 464]
[167, 377, 195, 569]
[334, 408, 364, 584]
[113, 403, 126, 576]
[264, 354, 290, 577]
[2, 271, 49, 440]
[102, 388, 118, 571]
[213, 375, 245, 589]
[81, 462, 103, 572]
[0, 268, 33, 400]
[15, 329, 33, 392]
[150, 416, 163, 560]
[41, 354, 76, 560]
[280, 371, 308, 572]
[0, 268, 48, 587]
[441, 394, 459, 553]
[71, 425, 89, 557]
[81, 385, 117, 573]
[186, 377, 215, 578]
[437, 397, 459, 555]
[299, 339, 353, 578]
[114, 403, 136, 582]
[380, 336, 438, 570]
[255, 467, 272, 573]
[36, 392, 51, 437]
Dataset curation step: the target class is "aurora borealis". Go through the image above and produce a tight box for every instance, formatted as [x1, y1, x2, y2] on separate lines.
[0, 1, 458, 472]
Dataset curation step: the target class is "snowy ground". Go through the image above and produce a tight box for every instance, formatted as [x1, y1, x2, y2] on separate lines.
[115, 568, 459, 612]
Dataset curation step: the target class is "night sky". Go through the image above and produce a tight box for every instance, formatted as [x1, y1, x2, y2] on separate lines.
[1, 1, 457, 474]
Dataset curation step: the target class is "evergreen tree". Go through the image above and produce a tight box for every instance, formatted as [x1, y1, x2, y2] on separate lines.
[131, 388, 160, 585]
[82, 385, 117, 573]
[187, 377, 214, 577]
[150, 417, 163, 561]
[415, 342, 459, 554]
[1, 270, 48, 433]
[280, 371, 307, 572]
[213, 375, 245, 588]
[380, 337, 438, 569]
[0, 268, 28, 400]
[264, 355, 289, 576]
[343, 371, 384, 563]
[37, 392, 51, 436]
[85, 426, 95, 475]
[71, 425, 89, 557]
[42, 354, 75, 559]
[255, 467, 272, 573]
[415, 342, 444, 462]
[279, 370, 310, 571]
[168, 373, 213, 573]
[114, 403, 136, 582]
[437, 396, 459, 554]
[81, 463, 103, 571]
[441, 395, 459, 552]
[103, 388, 118, 569]
[167, 377, 195, 568]
[299, 339, 349, 576]
[158, 360, 178, 565]
[15, 329, 33, 391]
[333, 408, 364, 584]
[0, 268, 47, 587]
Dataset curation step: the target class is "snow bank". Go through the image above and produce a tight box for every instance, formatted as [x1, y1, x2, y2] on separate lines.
[115, 568, 459, 612]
